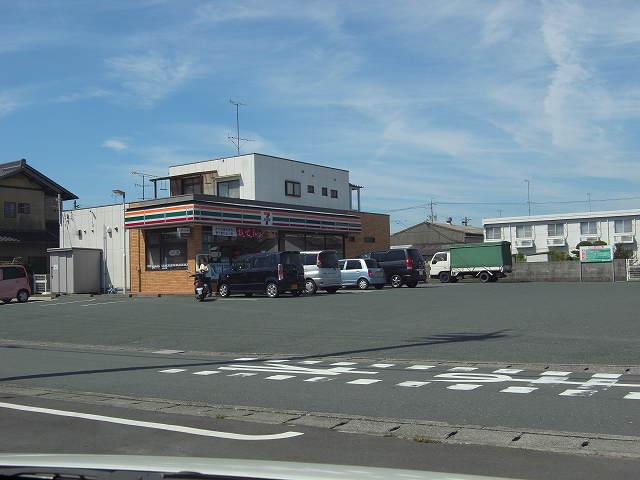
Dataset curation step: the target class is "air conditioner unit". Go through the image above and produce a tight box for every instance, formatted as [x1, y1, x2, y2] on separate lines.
[614, 234, 634, 244]
[515, 239, 534, 248]
[546, 237, 565, 246]
[581, 236, 600, 243]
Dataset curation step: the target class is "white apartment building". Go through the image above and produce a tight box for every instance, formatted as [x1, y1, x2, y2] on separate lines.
[483, 209, 640, 262]
[158, 153, 359, 211]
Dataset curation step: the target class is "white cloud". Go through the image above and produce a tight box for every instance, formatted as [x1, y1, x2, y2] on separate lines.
[101, 138, 130, 152]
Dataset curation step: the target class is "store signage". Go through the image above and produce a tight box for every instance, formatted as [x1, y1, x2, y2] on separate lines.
[176, 227, 191, 238]
[214, 226, 238, 237]
[580, 245, 613, 263]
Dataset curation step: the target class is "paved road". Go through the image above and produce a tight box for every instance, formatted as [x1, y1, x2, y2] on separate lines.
[1, 282, 639, 474]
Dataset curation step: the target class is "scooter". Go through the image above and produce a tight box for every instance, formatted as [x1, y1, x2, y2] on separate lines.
[187, 270, 209, 301]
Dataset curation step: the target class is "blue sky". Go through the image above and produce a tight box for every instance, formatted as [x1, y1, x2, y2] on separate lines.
[2, 1, 639, 233]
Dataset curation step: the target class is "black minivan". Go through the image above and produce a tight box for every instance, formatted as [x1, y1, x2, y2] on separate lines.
[357, 248, 426, 288]
[217, 251, 305, 298]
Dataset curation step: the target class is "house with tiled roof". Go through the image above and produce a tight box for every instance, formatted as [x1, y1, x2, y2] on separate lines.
[0, 159, 77, 273]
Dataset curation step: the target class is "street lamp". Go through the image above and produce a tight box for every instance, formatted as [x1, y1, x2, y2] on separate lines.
[111, 189, 127, 294]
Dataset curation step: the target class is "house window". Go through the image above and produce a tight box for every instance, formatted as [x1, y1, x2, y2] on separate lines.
[322, 187, 328, 196]
[580, 221, 598, 236]
[181, 176, 202, 194]
[330, 189, 338, 198]
[18, 203, 30, 214]
[3, 202, 16, 219]
[145, 229, 188, 270]
[547, 223, 564, 237]
[486, 227, 501, 240]
[307, 185, 315, 194]
[516, 225, 533, 238]
[614, 219, 632, 233]
[285, 181, 301, 197]
[217, 179, 240, 198]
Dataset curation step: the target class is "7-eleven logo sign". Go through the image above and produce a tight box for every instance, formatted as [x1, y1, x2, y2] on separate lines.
[262, 211, 272, 226]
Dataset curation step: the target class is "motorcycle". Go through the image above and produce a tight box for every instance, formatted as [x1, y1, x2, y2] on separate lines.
[187, 270, 210, 301]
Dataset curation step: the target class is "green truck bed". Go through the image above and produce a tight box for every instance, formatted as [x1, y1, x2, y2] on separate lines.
[443, 241, 512, 270]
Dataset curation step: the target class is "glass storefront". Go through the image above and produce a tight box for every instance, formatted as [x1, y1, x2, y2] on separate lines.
[145, 229, 188, 270]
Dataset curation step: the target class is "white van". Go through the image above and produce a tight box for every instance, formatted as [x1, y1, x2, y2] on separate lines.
[299, 250, 342, 294]
[0, 264, 31, 303]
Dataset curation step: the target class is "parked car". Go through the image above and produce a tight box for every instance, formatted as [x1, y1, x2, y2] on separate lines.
[299, 250, 341, 294]
[217, 252, 305, 298]
[357, 248, 427, 288]
[338, 258, 386, 290]
[0, 264, 31, 303]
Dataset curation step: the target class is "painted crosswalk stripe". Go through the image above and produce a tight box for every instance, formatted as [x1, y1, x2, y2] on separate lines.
[304, 377, 333, 382]
[370, 363, 395, 368]
[449, 367, 478, 372]
[560, 389, 597, 397]
[493, 369, 523, 374]
[160, 369, 186, 374]
[406, 365, 436, 370]
[193, 371, 219, 375]
[623, 392, 640, 399]
[265, 375, 296, 380]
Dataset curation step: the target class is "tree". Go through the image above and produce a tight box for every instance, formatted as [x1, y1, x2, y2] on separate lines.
[614, 244, 635, 260]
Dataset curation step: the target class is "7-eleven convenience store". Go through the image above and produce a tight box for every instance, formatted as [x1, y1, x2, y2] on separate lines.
[125, 195, 366, 294]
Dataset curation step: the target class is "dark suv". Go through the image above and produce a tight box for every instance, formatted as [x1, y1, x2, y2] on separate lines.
[217, 251, 305, 298]
[357, 248, 426, 288]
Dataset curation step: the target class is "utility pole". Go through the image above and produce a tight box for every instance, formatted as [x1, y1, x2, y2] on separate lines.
[587, 192, 592, 212]
[427, 198, 437, 222]
[228, 99, 254, 155]
[525, 179, 531, 215]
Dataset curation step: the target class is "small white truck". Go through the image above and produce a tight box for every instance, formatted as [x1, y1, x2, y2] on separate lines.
[429, 241, 512, 283]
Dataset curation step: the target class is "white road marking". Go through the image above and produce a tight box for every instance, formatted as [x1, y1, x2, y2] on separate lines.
[39, 299, 96, 306]
[624, 392, 640, 399]
[219, 363, 377, 376]
[153, 350, 185, 355]
[330, 362, 357, 366]
[541, 371, 572, 376]
[193, 371, 219, 376]
[370, 363, 395, 368]
[347, 379, 382, 385]
[265, 375, 296, 380]
[397, 381, 430, 388]
[299, 360, 323, 364]
[501, 387, 538, 394]
[0, 402, 302, 440]
[304, 377, 333, 382]
[160, 369, 186, 374]
[406, 365, 436, 370]
[234, 357, 259, 361]
[81, 301, 127, 306]
[447, 384, 482, 390]
[449, 367, 478, 372]
[560, 389, 597, 397]
[493, 369, 523, 374]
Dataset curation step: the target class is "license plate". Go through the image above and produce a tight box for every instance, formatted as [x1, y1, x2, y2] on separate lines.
[291, 284, 297, 290]
[418, 269, 424, 275]
[375, 271, 383, 277]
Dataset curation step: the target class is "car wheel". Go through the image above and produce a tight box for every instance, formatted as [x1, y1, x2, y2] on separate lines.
[406, 281, 418, 288]
[438, 271, 451, 283]
[325, 287, 339, 294]
[479, 272, 491, 283]
[390, 274, 403, 288]
[357, 278, 369, 290]
[218, 283, 230, 297]
[374, 285, 384, 290]
[1, 298, 12, 304]
[16, 289, 29, 303]
[266, 282, 279, 298]
[305, 279, 317, 294]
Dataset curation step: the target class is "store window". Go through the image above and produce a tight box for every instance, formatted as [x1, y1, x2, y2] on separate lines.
[182, 176, 202, 194]
[145, 229, 188, 270]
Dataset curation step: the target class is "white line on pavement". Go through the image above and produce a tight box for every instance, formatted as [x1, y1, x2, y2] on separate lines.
[0, 402, 303, 441]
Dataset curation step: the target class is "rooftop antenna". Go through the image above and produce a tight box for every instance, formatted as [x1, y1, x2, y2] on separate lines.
[228, 99, 254, 155]
[132, 171, 156, 200]
[461, 217, 471, 226]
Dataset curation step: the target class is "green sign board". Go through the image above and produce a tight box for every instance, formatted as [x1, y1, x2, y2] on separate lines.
[580, 245, 613, 263]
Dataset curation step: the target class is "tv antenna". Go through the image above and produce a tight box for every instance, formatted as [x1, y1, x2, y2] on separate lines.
[427, 198, 437, 223]
[228, 99, 254, 155]
[132, 171, 156, 200]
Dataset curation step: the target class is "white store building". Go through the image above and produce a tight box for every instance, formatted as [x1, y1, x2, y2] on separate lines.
[483, 209, 640, 262]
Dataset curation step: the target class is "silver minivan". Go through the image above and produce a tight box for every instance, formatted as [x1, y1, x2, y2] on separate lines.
[299, 250, 342, 294]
